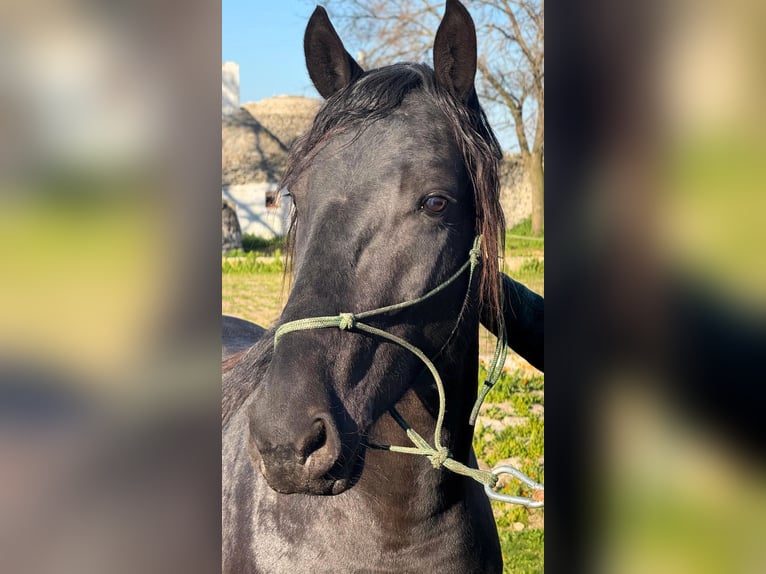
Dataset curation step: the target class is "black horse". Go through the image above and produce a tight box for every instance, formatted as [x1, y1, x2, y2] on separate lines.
[223, 2, 541, 571]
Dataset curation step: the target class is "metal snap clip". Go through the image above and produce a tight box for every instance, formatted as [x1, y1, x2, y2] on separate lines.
[484, 465, 544, 508]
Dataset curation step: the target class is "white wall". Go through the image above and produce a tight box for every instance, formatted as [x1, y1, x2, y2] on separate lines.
[222, 183, 290, 238]
[222, 62, 240, 115]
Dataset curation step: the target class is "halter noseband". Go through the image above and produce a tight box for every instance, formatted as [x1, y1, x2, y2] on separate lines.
[273, 235, 508, 488]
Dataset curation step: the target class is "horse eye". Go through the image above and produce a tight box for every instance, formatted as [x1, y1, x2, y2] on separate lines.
[422, 196, 449, 214]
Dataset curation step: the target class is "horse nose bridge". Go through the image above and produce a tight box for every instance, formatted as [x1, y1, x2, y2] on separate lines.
[249, 348, 340, 445]
[281, 281, 353, 322]
[282, 237, 368, 317]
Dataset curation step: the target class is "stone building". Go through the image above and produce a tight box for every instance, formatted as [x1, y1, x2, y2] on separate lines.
[222, 63, 319, 239]
[499, 154, 533, 228]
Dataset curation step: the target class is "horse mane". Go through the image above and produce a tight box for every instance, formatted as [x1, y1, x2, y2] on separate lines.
[222, 330, 275, 428]
[280, 62, 506, 319]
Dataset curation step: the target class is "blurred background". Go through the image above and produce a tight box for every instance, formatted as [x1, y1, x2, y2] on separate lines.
[0, 0, 221, 572]
[550, 0, 766, 571]
[1, 0, 764, 573]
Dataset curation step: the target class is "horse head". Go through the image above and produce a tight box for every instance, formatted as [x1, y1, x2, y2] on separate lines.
[247, 0, 504, 496]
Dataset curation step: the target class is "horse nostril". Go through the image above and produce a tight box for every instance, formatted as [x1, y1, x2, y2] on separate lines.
[296, 414, 339, 478]
[298, 419, 327, 462]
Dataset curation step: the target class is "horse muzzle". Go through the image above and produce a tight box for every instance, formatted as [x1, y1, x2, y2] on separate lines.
[247, 407, 359, 495]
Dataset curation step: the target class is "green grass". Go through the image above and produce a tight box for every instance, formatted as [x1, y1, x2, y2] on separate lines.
[223, 234, 544, 573]
[507, 217, 543, 238]
[474, 368, 545, 572]
[240, 234, 285, 255]
[222, 251, 285, 274]
[222, 266, 286, 327]
[502, 218, 544, 296]
[499, 529, 544, 574]
[479, 365, 545, 396]
[505, 218, 544, 258]
[518, 258, 544, 275]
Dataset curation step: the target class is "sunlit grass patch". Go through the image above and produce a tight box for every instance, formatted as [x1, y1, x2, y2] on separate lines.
[222, 252, 286, 274]
[498, 528, 544, 574]
[472, 366, 545, 573]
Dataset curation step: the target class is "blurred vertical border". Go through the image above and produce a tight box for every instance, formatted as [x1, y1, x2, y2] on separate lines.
[547, 0, 766, 572]
[0, 1, 222, 572]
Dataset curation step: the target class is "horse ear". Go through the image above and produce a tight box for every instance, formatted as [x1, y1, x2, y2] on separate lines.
[432, 0, 477, 103]
[304, 6, 364, 99]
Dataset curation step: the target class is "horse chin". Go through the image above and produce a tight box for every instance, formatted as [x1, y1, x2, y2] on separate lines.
[259, 468, 352, 496]
[267, 476, 338, 496]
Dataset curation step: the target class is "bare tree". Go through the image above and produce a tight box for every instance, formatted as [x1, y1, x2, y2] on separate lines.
[318, 0, 544, 234]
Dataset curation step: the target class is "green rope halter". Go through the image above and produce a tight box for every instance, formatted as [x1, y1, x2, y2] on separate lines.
[273, 235, 508, 489]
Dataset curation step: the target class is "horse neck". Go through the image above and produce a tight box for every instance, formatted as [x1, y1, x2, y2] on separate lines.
[356, 325, 481, 516]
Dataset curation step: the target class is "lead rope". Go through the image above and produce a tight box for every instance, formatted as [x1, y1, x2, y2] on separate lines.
[273, 235, 544, 506]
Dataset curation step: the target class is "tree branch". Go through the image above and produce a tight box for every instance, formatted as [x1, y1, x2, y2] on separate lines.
[478, 59, 530, 154]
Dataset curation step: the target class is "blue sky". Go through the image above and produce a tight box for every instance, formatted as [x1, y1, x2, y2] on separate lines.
[222, 1, 320, 103]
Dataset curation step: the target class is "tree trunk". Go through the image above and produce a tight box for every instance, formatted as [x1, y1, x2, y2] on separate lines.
[527, 151, 544, 235]
[222, 200, 243, 252]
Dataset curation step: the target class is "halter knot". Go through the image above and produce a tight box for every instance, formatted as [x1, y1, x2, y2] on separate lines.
[428, 447, 450, 469]
[468, 236, 482, 266]
[338, 313, 356, 331]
